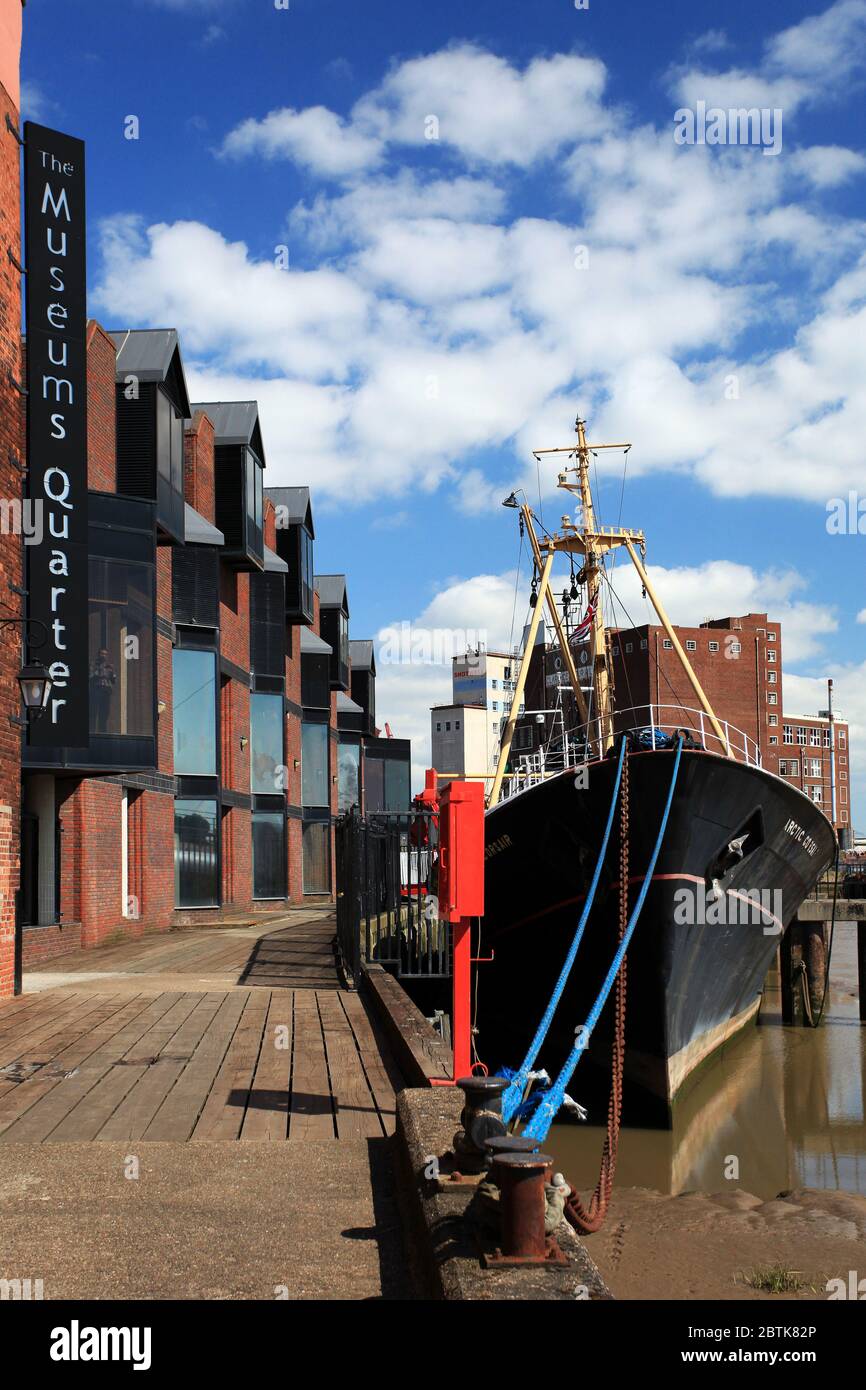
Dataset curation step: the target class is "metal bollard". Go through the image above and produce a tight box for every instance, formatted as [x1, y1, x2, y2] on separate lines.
[491, 1152, 552, 1261]
[483, 1134, 540, 1167]
[452, 1076, 507, 1171]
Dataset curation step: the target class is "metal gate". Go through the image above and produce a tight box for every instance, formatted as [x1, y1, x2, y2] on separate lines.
[335, 808, 450, 986]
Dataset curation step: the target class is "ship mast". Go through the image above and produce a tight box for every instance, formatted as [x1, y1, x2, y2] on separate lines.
[487, 414, 735, 809]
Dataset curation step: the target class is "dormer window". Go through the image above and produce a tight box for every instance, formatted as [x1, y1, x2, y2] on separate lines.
[316, 575, 350, 691]
[268, 487, 315, 625]
[195, 400, 267, 572]
[112, 329, 191, 543]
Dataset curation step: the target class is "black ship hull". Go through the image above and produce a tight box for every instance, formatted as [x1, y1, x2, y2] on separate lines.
[480, 748, 836, 1126]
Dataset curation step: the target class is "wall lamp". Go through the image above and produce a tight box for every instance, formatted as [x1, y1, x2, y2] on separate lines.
[0, 612, 52, 723]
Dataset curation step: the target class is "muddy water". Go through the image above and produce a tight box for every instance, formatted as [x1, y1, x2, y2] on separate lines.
[545, 922, 866, 1201]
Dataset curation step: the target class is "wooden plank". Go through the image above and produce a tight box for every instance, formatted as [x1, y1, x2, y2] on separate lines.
[339, 991, 399, 1134]
[139, 992, 250, 1141]
[239, 992, 293, 1140]
[0, 993, 125, 1104]
[288, 990, 335, 1141]
[0, 992, 89, 1064]
[45, 993, 207, 1143]
[89, 994, 213, 1142]
[318, 992, 382, 1140]
[0, 995, 146, 1132]
[191, 991, 271, 1140]
[0, 993, 184, 1142]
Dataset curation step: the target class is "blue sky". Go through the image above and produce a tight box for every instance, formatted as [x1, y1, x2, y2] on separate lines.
[20, 0, 866, 817]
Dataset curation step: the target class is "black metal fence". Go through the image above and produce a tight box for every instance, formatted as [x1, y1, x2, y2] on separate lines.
[335, 808, 450, 985]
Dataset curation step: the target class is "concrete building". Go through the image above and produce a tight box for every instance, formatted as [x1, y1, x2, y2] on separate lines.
[431, 648, 520, 787]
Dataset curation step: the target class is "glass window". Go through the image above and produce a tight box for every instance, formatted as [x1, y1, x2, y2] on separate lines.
[709, 641, 719, 652]
[767, 631, 776, 640]
[251, 692, 284, 793]
[767, 692, 777, 705]
[686, 640, 697, 651]
[303, 821, 331, 894]
[365, 756, 385, 814]
[338, 740, 360, 814]
[89, 557, 154, 737]
[767, 671, 776, 683]
[302, 722, 329, 807]
[252, 811, 286, 899]
[173, 648, 217, 773]
[810, 729, 820, 746]
[156, 387, 172, 482]
[385, 760, 410, 812]
[174, 798, 219, 907]
[663, 639, 672, 650]
[338, 611, 349, 673]
[300, 527, 314, 616]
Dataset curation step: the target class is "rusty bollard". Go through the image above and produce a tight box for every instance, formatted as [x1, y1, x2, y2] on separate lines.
[479, 1151, 569, 1268]
[483, 1134, 540, 1167]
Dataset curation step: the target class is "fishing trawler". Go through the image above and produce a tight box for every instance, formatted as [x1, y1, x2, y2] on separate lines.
[478, 417, 837, 1125]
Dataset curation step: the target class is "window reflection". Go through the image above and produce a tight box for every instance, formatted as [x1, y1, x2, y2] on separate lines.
[251, 692, 284, 793]
[337, 741, 360, 814]
[302, 722, 329, 807]
[302, 821, 331, 894]
[172, 648, 217, 774]
[89, 557, 154, 737]
[174, 798, 219, 907]
[253, 811, 286, 899]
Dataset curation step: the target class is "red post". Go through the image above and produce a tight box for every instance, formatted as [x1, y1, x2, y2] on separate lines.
[437, 778, 485, 1083]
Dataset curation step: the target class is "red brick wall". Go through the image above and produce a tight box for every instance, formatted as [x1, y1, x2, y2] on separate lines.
[86, 320, 116, 492]
[57, 780, 174, 948]
[0, 74, 23, 996]
[183, 410, 215, 524]
[21, 921, 81, 967]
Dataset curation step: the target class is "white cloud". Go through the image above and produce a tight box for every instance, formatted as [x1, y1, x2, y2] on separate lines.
[787, 145, 866, 188]
[222, 106, 381, 177]
[94, 11, 866, 513]
[221, 45, 610, 175]
[669, 0, 866, 117]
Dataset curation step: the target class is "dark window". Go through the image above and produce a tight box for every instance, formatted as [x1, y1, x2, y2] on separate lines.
[174, 798, 219, 907]
[301, 653, 330, 709]
[89, 556, 154, 738]
[251, 692, 284, 794]
[172, 547, 220, 628]
[252, 811, 286, 899]
[364, 756, 385, 814]
[302, 821, 331, 894]
[249, 571, 285, 675]
[173, 648, 217, 774]
[302, 723, 329, 807]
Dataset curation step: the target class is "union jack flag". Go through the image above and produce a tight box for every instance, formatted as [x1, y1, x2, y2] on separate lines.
[573, 602, 595, 641]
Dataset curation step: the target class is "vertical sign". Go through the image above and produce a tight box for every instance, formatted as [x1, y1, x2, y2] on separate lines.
[23, 123, 89, 747]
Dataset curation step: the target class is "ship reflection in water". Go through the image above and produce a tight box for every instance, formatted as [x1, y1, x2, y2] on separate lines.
[546, 923, 866, 1201]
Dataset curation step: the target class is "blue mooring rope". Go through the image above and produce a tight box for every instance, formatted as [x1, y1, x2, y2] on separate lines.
[522, 736, 684, 1143]
[501, 737, 628, 1124]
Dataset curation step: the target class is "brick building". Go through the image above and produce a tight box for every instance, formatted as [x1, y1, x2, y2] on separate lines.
[9, 324, 410, 986]
[590, 612, 850, 843]
[0, 6, 410, 993]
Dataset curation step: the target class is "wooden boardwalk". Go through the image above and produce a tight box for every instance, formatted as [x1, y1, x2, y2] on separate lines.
[0, 913, 403, 1143]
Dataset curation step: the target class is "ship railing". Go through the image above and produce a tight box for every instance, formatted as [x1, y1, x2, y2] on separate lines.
[498, 704, 762, 801]
[598, 704, 762, 767]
